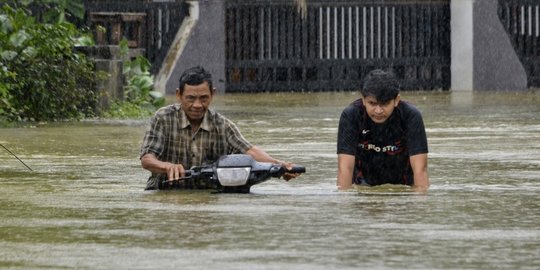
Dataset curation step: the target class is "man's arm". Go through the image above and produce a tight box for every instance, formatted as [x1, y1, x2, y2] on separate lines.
[337, 154, 355, 190]
[141, 153, 185, 181]
[410, 153, 429, 193]
[245, 146, 281, 164]
[245, 146, 298, 180]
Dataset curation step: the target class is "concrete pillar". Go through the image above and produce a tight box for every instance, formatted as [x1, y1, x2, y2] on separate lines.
[159, 0, 226, 95]
[76, 45, 144, 111]
[451, 0, 474, 91]
[451, 0, 528, 91]
[94, 58, 123, 110]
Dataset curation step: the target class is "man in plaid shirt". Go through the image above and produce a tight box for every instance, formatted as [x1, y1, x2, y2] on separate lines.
[140, 66, 299, 190]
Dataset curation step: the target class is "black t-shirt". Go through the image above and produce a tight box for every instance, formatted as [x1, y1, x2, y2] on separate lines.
[337, 99, 428, 186]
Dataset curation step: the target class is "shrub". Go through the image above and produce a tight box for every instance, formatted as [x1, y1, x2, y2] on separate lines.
[0, 2, 97, 122]
[103, 39, 164, 119]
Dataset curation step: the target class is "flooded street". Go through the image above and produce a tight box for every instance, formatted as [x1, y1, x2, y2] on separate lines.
[1, 91, 539, 269]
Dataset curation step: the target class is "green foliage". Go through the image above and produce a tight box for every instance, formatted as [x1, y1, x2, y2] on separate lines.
[8, 0, 85, 23]
[103, 39, 164, 119]
[0, 1, 98, 122]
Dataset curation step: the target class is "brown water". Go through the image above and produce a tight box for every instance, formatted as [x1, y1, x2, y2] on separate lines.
[1, 91, 539, 269]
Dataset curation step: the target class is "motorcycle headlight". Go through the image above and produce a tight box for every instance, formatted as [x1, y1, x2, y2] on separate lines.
[216, 167, 251, 186]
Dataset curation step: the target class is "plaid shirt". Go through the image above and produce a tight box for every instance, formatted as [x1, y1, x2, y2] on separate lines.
[140, 104, 253, 190]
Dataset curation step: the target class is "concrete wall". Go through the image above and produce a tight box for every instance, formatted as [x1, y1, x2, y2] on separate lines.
[452, 0, 527, 91]
[472, 0, 527, 91]
[163, 0, 226, 95]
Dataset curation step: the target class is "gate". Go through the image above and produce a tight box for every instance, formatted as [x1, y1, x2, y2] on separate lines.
[499, 0, 540, 88]
[225, 0, 451, 92]
[83, 1, 188, 73]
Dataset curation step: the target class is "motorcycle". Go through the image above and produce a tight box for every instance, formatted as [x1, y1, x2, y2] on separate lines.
[160, 154, 306, 193]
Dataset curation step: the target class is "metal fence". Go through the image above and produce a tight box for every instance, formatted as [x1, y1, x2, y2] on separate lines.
[225, 0, 451, 92]
[499, 0, 540, 88]
[83, 0, 188, 73]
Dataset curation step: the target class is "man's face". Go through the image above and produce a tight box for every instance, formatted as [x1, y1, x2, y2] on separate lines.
[362, 95, 400, 124]
[176, 82, 214, 122]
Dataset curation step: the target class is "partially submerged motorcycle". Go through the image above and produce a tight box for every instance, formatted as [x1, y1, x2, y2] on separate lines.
[160, 154, 306, 193]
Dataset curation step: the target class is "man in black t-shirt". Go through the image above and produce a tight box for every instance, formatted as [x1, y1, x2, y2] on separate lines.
[337, 70, 429, 192]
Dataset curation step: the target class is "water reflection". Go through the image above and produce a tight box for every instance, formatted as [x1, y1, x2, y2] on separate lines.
[0, 91, 539, 269]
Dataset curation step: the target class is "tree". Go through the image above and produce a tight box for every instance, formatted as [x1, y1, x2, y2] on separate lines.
[0, 0, 97, 122]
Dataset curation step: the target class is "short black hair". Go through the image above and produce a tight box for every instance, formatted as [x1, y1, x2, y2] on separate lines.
[361, 69, 399, 103]
[178, 66, 213, 94]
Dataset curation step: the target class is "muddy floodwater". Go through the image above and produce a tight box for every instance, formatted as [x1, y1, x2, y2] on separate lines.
[1, 91, 539, 269]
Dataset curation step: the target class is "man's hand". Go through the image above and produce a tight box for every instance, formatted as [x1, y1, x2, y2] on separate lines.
[164, 163, 186, 181]
[280, 161, 300, 181]
[141, 153, 186, 183]
[245, 146, 301, 181]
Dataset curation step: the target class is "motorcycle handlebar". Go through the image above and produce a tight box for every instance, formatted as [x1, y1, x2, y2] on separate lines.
[161, 169, 197, 184]
[285, 166, 306, 174]
[160, 164, 306, 186]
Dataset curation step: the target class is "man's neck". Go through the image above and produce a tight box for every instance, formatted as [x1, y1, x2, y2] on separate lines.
[189, 120, 202, 133]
